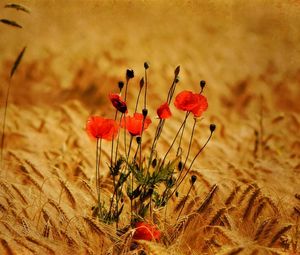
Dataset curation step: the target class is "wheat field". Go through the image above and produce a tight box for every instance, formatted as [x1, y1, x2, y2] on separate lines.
[0, 1, 299, 254]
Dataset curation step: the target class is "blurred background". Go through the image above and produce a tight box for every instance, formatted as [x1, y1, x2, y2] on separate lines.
[1, 0, 300, 113]
[0, 1, 300, 253]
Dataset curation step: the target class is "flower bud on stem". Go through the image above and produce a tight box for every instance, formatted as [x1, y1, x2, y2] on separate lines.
[176, 175, 196, 221]
[169, 124, 215, 200]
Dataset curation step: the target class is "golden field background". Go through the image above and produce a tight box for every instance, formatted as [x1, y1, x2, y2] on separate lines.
[0, 0, 300, 254]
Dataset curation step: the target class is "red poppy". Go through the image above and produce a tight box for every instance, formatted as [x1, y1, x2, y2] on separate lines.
[121, 113, 151, 136]
[157, 102, 172, 119]
[174, 90, 208, 117]
[109, 93, 128, 114]
[86, 116, 119, 140]
[133, 222, 160, 241]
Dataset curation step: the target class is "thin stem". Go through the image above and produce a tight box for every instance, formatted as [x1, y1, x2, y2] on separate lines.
[139, 137, 142, 170]
[123, 78, 130, 158]
[167, 80, 176, 104]
[95, 138, 99, 212]
[111, 110, 118, 166]
[133, 140, 141, 163]
[176, 115, 187, 157]
[161, 112, 190, 166]
[108, 114, 123, 217]
[124, 116, 127, 159]
[0, 79, 11, 168]
[126, 135, 133, 222]
[109, 111, 118, 214]
[144, 68, 148, 109]
[134, 87, 142, 114]
[147, 119, 165, 170]
[124, 79, 129, 102]
[170, 131, 213, 199]
[176, 181, 194, 221]
[98, 139, 102, 215]
[175, 118, 197, 186]
[114, 113, 123, 165]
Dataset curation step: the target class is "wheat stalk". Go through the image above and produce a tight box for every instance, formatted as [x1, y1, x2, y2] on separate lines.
[11, 184, 28, 205]
[225, 186, 241, 206]
[0, 238, 14, 255]
[209, 208, 226, 226]
[243, 189, 260, 221]
[25, 236, 55, 254]
[269, 224, 292, 247]
[14, 238, 36, 253]
[59, 179, 76, 209]
[197, 184, 218, 213]
[24, 159, 44, 179]
[83, 217, 105, 235]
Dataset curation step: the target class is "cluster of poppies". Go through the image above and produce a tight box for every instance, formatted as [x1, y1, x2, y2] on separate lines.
[86, 91, 207, 140]
[86, 65, 210, 242]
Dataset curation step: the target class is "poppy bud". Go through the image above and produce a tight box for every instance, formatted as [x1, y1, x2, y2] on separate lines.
[175, 65, 180, 76]
[130, 242, 138, 251]
[191, 175, 197, 184]
[210, 124, 216, 133]
[142, 108, 148, 117]
[144, 62, 149, 69]
[136, 136, 141, 144]
[126, 69, 134, 79]
[140, 78, 144, 89]
[178, 161, 183, 171]
[148, 188, 154, 196]
[167, 177, 175, 187]
[175, 191, 179, 197]
[200, 80, 206, 90]
[175, 77, 180, 83]
[118, 81, 124, 90]
[151, 158, 157, 168]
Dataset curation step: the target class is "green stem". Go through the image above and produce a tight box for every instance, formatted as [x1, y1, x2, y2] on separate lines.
[161, 112, 190, 166]
[175, 118, 197, 186]
[170, 131, 213, 199]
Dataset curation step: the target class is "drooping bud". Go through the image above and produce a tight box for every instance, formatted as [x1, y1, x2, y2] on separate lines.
[174, 65, 180, 76]
[126, 69, 134, 80]
[200, 80, 206, 90]
[148, 188, 154, 196]
[191, 175, 197, 184]
[151, 158, 157, 168]
[178, 161, 183, 171]
[118, 81, 124, 91]
[136, 136, 141, 144]
[210, 124, 216, 133]
[140, 77, 144, 89]
[144, 62, 149, 69]
[167, 177, 175, 187]
[142, 108, 148, 117]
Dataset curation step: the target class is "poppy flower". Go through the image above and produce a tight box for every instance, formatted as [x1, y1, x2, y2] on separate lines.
[86, 116, 119, 141]
[157, 102, 172, 119]
[133, 222, 160, 241]
[122, 113, 151, 136]
[174, 90, 208, 117]
[109, 93, 128, 114]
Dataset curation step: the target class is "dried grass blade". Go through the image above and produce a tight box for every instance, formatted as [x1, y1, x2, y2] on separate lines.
[4, 3, 30, 13]
[0, 18, 22, 28]
[10, 46, 26, 78]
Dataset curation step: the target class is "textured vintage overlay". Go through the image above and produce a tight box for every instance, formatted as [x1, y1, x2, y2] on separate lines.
[0, 1, 299, 254]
